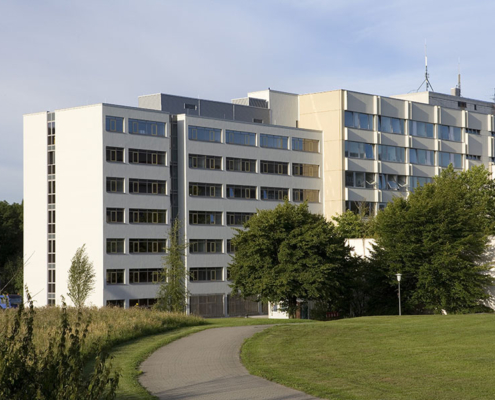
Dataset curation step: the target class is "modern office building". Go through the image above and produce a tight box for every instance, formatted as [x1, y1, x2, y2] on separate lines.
[24, 86, 495, 316]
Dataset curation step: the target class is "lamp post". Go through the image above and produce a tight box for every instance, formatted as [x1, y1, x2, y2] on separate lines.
[396, 273, 402, 316]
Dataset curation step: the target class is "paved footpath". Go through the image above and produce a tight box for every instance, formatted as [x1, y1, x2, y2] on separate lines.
[139, 325, 319, 400]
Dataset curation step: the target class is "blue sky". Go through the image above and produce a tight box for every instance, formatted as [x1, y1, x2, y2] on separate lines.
[2, 0, 495, 203]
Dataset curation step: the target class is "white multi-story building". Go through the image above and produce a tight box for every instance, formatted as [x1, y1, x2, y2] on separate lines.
[24, 87, 495, 316]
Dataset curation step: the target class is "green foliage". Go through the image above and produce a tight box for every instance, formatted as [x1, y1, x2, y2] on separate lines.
[67, 245, 96, 308]
[373, 165, 495, 314]
[1, 257, 23, 294]
[332, 210, 375, 239]
[229, 201, 353, 318]
[0, 201, 23, 293]
[0, 293, 119, 399]
[155, 219, 189, 313]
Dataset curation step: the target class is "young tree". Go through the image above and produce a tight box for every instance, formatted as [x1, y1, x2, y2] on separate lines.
[155, 219, 189, 313]
[229, 201, 354, 317]
[67, 245, 96, 308]
[373, 165, 495, 314]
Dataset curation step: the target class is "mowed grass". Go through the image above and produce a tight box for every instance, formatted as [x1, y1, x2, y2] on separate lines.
[241, 315, 495, 400]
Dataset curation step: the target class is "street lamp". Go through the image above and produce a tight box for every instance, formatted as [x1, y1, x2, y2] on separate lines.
[396, 273, 402, 316]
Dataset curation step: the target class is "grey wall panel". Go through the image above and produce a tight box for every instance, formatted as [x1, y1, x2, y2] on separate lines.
[233, 105, 270, 124]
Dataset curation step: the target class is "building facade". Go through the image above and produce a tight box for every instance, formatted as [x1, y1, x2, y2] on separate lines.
[24, 88, 495, 316]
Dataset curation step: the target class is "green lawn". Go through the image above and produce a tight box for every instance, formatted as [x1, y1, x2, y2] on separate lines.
[241, 315, 495, 400]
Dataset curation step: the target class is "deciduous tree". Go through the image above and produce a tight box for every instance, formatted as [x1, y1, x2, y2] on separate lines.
[67, 245, 96, 308]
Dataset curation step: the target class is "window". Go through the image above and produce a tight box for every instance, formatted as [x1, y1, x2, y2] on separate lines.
[47, 151, 55, 174]
[410, 176, 433, 192]
[226, 212, 254, 226]
[129, 298, 158, 308]
[226, 157, 256, 173]
[345, 172, 375, 189]
[409, 121, 434, 138]
[47, 120, 55, 145]
[378, 174, 407, 191]
[226, 185, 256, 199]
[129, 119, 165, 137]
[466, 154, 481, 160]
[260, 134, 288, 149]
[106, 239, 124, 254]
[378, 116, 405, 134]
[106, 147, 124, 163]
[345, 141, 374, 159]
[261, 160, 288, 175]
[129, 268, 162, 284]
[184, 103, 197, 110]
[292, 137, 319, 153]
[226, 130, 256, 146]
[189, 240, 223, 254]
[189, 183, 222, 197]
[227, 240, 236, 253]
[129, 149, 166, 166]
[292, 163, 319, 178]
[47, 180, 56, 204]
[188, 154, 221, 170]
[129, 179, 166, 195]
[189, 267, 223, 281]
[466, 128, 481, 135]
[378, 145, 405, 163]
[106, 269, 125, 284]
[439, 125, 462, 142]
[106, 299, 125, 307]
[409, 149, 434, 166]
[260, 187, 288, 201]
[344, 111, 374, 130]
[129, 239, 166, 254]
[188, 125, 221, 143]
[48, 210, 55, 234]
[106, 208, 124, 223]
[345, 201, 376, 216]
[106, 178, 124, 193]
[253, 118, 263, 124]
[106, 116, 124, 133]
[293, 189, 319, 203]
[129, 209, 166, 224]
[439, 152, 462, 168]
[189, 211, 222, 225]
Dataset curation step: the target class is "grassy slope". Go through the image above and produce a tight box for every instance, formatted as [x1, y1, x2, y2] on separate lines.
[241, 315, 495, 400]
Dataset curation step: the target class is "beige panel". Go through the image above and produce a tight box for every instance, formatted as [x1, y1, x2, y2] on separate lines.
[346, 128, 375, 143]
[411, 137, 435, 150]
[380, 133, 407, 147]
[467, 112, 488, 130]
[411, 102, 436, 123]
[346, 91, 375, 114]
[441, 141, 463, 154]
[381, 162, 408, 175]
[380, 97, 407, 118]
[347, 159, 377, 173]
[440, 108, 463, 127]
[347, 188, 376, 202]
[467, 135, 483, 156]
[410, 165, 437, 177]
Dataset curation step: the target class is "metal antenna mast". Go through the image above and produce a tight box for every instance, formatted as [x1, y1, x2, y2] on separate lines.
[417, 41, 434, 92]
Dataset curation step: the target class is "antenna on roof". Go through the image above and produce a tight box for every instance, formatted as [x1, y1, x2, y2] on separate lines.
[451, 58, 462, 97]
[417, 41, 434, 92]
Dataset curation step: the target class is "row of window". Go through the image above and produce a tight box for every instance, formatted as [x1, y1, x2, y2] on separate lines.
[345, 172, 433, 192]
[106, 147, 166, 166]
[106, 208, 167, 224]
[106, 238, 236, 255]
[345, 141, 463, 168]
[106, 116, 166, 137]
[188, 126, 319, 152]
[106, 178, 167, 195]
[189, 154, 319, 177]
[345, 111, 476, 142]
[189, 183, 320, 202]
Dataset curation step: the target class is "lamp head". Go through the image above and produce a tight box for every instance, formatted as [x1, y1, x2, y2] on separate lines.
[396, 273, 402, 282]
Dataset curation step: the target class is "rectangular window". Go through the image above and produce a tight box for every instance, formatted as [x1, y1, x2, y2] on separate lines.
[226, 185, 256, 199]
[129, 179, 166, 195]
[260, 160, 288, 175]
[345, 172, 375, 189]
[129, 239, 166, 254]
[129, 149, 166, 166]
[378, 145, 405, 163]
[226, 157, 256, 173]
[189, 211, 222, 225]
[410, 176, 433, 192]
[129, 209, 166, 224]
[188, 154, 222, 170]
[292, 163, 319, 178]
[226, 212, 254, 226]
[106, 239, 125, 254]
[409, 121, 434, 138]
[106, 147, 124, 163]
[377, 174, 407, 191]
[345, 141, 374, 160]
[129, 269, 163, 284]
[106, 300, 125, 307]
[409, 149, 434, 166]
[129, 298, 158, 308]
[106, 269, 125, 284]
[292, 137, 319, 153]
[47, 121, 56, 145]
[260, 187, 289, 201]
[106, 116, 124, 133]
[106, 208, 124, 223]
[106, 178, 124, 193]
[466, 154, 481, 160]
[439, 152, 462, 168]
[189, 267, 223, 282]
[466, 128, 481, 135]
[188, 125, 221, 143]
[292, 189, 319, 203]
[226, 240, 236, 254]
[226, 130, 256, 146]
[189, 183, 222, 197]
[378, 116, 405, 135]
[129, 119, 165, 137]
[260, 134, 288, 149]
[439, 125, 462, 142]
[189, 240, 223, 254]
[345, 201, 376, 216]
[344, 111, 374, 130]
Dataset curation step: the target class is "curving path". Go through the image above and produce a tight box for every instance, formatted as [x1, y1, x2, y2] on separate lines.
[139, 325, 319, 400]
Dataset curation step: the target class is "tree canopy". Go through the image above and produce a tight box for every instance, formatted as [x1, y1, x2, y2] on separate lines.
[372, 165, 495, 314]
[0, 201, 23, 293]
[229, 201, 354, 317]
[67, 245, 96, 307]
